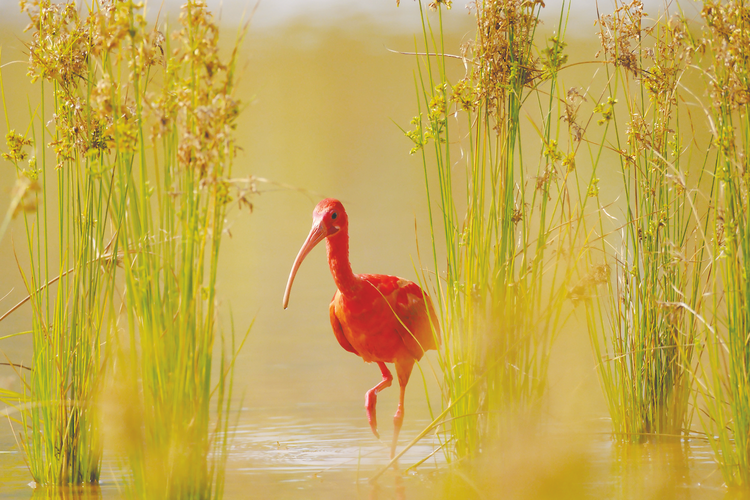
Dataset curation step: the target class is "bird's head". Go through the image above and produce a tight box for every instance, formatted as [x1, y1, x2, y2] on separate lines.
[311, 198, 348, 238]
[283, 198, 348, 309]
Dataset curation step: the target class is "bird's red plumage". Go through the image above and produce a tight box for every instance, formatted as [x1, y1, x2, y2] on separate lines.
[283, 198, 440, 459]
[329, 274, 440, 363]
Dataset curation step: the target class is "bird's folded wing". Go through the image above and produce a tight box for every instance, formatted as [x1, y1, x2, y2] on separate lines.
[370, 277, 439, 360]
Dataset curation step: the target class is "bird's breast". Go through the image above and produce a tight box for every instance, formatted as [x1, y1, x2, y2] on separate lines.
[332, 286, 412, 363]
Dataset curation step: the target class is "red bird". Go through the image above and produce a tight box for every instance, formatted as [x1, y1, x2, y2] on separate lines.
[283, 198, 440, 459]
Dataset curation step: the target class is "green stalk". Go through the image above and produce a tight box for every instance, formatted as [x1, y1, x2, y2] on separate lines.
[2, 0, 245, 493]
[406, 0, 576, 462]
[584, 1, 701, 442]
[697, 1, 750, 485]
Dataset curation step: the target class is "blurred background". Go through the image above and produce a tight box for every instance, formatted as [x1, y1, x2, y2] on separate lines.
[0, 0, 721, 498]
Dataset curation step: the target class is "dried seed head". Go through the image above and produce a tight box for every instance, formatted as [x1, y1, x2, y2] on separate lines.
[596, 0, 646, 77]
[568, 263, 610, 303]
[701, 1, 750, 111]
[2, 130, 33, 163]
[471, 0, 545, 114]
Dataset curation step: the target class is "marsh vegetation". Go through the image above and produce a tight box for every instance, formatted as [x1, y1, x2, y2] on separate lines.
[0, 0, 749, 498]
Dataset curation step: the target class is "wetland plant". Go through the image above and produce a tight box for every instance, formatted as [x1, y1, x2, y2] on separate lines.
[1, 0, 244, 495]
[406, 0, 588, 460]
[108, 2, 243, 497]
[1, 0, 119, 483]
[583, 0, 703, 441]
[696, 0, 750, 487]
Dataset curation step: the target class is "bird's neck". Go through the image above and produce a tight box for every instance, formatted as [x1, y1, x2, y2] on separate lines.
[326, 230, 360, 295]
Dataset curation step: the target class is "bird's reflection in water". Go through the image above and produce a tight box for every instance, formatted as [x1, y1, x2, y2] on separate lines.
[394, 474, 406, 500]
[368, 470, 406, 500]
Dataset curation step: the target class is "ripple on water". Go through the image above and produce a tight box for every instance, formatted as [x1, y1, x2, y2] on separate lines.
[229, 414, 444, 476]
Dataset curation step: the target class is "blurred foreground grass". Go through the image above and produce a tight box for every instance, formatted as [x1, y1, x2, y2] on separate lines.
[1, 0, 244, 496]
[1, 0, 750, 497]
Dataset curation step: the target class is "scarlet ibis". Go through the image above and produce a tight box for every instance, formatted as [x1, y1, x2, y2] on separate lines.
[283, 198, 440, 459]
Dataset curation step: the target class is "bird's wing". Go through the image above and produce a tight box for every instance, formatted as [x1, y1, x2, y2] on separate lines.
[329, 295, 360, 356]
[364, 275, 440, 360]
[416, 287, 441, 347]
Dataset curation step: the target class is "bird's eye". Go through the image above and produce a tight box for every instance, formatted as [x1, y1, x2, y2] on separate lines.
[331, 212, 338, 220]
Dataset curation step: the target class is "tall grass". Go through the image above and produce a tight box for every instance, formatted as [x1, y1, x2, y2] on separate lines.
[404, 0, 750, 486]
[697, 0, 750, 486]
[1, 0, 244, 495]
[1, 0, 119, 483]
[109, 1, 243, 496]
[583, 0, 703, 442]
[406, 0, 589, 461]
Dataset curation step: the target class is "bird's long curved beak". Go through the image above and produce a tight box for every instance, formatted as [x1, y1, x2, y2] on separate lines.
[283, 221, 327, 309]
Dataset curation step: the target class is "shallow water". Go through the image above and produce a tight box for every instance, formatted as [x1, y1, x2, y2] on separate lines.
[0, 3, 743, 499]
[0, 411, 734, 499]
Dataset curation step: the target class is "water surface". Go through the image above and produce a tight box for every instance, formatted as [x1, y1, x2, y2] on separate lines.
[0, 4, 738, 499]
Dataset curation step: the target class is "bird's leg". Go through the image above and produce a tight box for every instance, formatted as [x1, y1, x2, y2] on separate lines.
[391, 384, 407, 460]
[365, 361, 393, 439]
[391, 358, 415, 460]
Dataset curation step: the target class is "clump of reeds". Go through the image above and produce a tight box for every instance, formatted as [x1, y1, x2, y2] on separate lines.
[1, 0, 119, 483]
[1, 0, 244, 495]
[696, 0, 750, 486]
[406, 0, 585, 461]
[110, 1, 243, 496]
[583, 0, 703, 442]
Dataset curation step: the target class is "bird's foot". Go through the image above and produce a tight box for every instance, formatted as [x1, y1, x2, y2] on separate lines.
[365, 389, 379, 439]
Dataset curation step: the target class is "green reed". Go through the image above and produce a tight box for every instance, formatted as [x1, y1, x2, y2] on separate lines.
[696, 0, 750, 486]
[1, 0, 243, 495]
[110, 2, 243, 496]
[1, 0, 118, 483]
[406, 0, 587, 460]
[583, 1, 704, 442]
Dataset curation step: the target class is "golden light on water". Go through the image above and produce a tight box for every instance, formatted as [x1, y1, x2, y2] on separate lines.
[0, 0, 742, 498]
